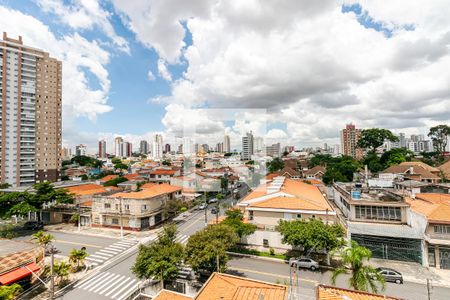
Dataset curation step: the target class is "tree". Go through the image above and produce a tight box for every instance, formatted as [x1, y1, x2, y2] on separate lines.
[162, 160, 171, 166]
[32, 231, 54, 250]
[267, 157, 284, 173]
[357, 128, 398, 154]
[332, 241, 385, 293]
[362, 153, 383, 173]
[0, 283, 22, 300]
[103, 176, 128, 187]
[220, 177, 229, 193]
[53, 261, 71, 285]
[185, 224, 239, 273]
[216, 193, 225, 200]
[161, 198, 184, 219]
[114, 163, 129, 171]
[69, 248, 88, 271]
[322, 156, 361, 185]
[222, 209, 256, 238]
[379, 148, 414, 168]
[0, 183, 11, 189]
[277, 219, 345, 263]
[308, 154, 333, 168]
[71, 155, 103, 168]
[132, 225, 183, 287]
[428, 125, 450, 161]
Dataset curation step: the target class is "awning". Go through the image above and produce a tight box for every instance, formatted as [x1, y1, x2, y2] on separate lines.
[0, 262, 40, 285]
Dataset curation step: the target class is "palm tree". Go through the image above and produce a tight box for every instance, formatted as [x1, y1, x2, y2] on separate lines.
[32, 231, 54, 253]
[332, 241, 385, 293]
[0, 283, 23, 300]
[69, 248, 88, 271]
[53, 261, 71, 286]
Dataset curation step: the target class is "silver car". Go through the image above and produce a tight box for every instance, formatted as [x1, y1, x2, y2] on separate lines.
[291, 258, 319, 271]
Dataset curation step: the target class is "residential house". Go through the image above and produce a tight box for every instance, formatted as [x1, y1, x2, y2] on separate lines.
[438, 160, 450, 180]
[333, 183, 424, 264]
[0, 240, 44, 287]
[148, 168, 181, 184]
[381, 161, 441, 183]
[303, 166, 326, 180]
[316, 285, 403, 300]
[277, 166, 301, 179]
[91, 183, 182, 230]
[238, 176, 336, 250]
[407, 193, 450, 269]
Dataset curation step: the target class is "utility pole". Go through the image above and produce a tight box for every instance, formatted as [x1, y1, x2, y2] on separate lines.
[204, 191, 207, 226]
[427, 278, 433, 300]
[49, 244, 56, 299]
[119, 196, 123, 239]
[77, 202, 81, 232]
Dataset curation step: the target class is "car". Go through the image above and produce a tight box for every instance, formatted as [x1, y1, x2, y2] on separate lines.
[198, 203, 207, 210]
[208, 198, 218, 204]
[376, 267, 403, 284]
[290, 258, 319, 271]
[211, 207, 218, 214]
[24, 221, 44, 230]
[236, 183, 242, 187]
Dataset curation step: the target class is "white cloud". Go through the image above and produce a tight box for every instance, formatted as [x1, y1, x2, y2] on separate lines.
[157, 59, 172, 81]
[265, 129, 288, 140]
[0, 6, 113, 137]
[112, 0, 450, 147]
[36, 0, 130, 53]
[147, 70, 156, 81]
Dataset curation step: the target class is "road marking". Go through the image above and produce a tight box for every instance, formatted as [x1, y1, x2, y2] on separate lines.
[117, 281, 140, 300]
[111, 279, 137, 299]
[95, 251, 114, 257]
[86, 257, 105, 263]
[104, 277, 132, 297]
[108, 245, 128, 250]
[230, 267, 318, 284]
[99, 249, 120, 254]
[54, 239, 103, 248]
[84, 272, 116, 291]
[76, 272, 109, 289]
[98, 275, 127, 295]
[91, 273, 121, 293]
[89, 253, 111, 259]
[116, 241, 136, 246]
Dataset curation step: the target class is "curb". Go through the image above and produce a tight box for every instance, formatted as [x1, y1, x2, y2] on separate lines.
[228, 251, 288, 264]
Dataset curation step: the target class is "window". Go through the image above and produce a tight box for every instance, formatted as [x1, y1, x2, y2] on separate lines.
[296, 214, 302, 219]
[104, 203, 111, 209]
[263, 239, 269, 247]
[434, 225, 450, 234]
[115, 204, 119, 210]
[355, 205, 401, 221]
[112, 218, 119, 225]
[249, 211, 254, 220]
[142, 204, 147, 211]
[124, 204, 130, 210]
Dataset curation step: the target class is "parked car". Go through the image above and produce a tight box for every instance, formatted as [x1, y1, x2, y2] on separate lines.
[24, 221, 44, 230]
[208, 198, 218, 204]
[198, 203, 207, 210]
[236, 183, 241, 187]
[290, 258, 319, 271]
[211, 207, 218, 214]
[376, 267, 403, 284]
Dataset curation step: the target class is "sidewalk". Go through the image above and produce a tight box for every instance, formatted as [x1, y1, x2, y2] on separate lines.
[45, 223, 161, 240]
[368, 258, 450, 288]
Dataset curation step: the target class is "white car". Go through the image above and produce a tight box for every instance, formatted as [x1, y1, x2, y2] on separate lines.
[290, 258, 319, 271]
[208, 198, 218, 204]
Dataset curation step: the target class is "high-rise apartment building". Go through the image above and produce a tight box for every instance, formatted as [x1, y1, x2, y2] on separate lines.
[266, 143, 281, 157]
[75, 144, 86, 156]
[340, 124, 363, 159]
[152, 134, 163, 159]
[60, 147, 71, 160]
[164, 143, 171, 153]
[223, 135, 230, 153]
[253, 136, 264, 153]
[242, 132, 254, 160]
[114, 137, 124, 157]
[139, 140, 149, 154]
[0, 33, 62, 186]
[98, 140, 106, 158]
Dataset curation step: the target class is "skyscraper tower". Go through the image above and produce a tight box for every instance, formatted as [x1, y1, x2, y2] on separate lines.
[152, 134, 163, 159]
[98, 140, 106, 158]
[0, 33, 62, 186]
[223, 135, 231, 153]
[242, 132, 254, 160]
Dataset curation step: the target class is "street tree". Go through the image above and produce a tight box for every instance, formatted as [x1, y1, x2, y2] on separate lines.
[132, 225, 184, 288]
[267, 157, 284, 173]
[222, 209, 256, 239]
[69, 248, 88, 271]
[357, 128, 398, 154]
[277, 219, 345, 264]
[161, 199, 185, 219]
[32, 231, 54, 251]
[428, 125, 450, 161]
[331, 241, 385, 293]
[0, 283, 23, 300]
[185, 224, 239, 273]
[53, 261, 71, 286]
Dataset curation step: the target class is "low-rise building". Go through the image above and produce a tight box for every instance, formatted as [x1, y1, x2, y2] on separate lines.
[316, 284, 402, 300]
[148, 168, 181, 183]
[333, 183, 424, 264]
[91, 183, 182, 230]
[238, 176, 336, 250]
[381, 161, 441, 183]
[0, 240, 44, 287]
[303, 166, 326, 180]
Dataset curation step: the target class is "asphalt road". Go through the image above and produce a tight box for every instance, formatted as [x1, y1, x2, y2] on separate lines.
[227, 256, 450, 300]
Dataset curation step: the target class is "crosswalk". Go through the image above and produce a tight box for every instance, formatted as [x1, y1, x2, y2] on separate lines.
[174, 234, 189, 245]
[74, 271, 140, 300]
[85, 240, 138, 267]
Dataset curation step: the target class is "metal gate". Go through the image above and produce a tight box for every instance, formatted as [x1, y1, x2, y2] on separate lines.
[351, 234, 422, 263]
[440, 247, 450, 269]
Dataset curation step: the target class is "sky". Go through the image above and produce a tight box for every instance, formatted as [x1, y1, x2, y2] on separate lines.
[1, 0, 449, 154]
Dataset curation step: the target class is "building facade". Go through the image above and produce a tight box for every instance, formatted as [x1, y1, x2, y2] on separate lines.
[223, 135, 230, 153]
[340, 123, 363, 160]
[242, 132, 254, 160]
[114, 137, 123, 157]
[98, 140, 106, 158]
[0, 33, 62, 186]
[139, 140, 149, 154]
[152, 134, 163, 159]
[75, 144, 86, 156]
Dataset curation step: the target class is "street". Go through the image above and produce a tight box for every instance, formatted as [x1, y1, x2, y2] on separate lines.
[227, 256, 450, 300]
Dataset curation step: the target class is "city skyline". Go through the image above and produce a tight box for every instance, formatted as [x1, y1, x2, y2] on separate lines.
[1, 1, 449, 153]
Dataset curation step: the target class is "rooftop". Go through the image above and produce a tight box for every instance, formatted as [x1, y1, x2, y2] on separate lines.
[407, 193, 450, 224]
[0, 239, 40, 257]
[196, 272, 288, 300]
[110, 183, 181, 199]
[317, 284, 403, 300]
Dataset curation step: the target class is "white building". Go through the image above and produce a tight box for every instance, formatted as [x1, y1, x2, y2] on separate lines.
[242, 132, 254, 160]
[223, 135, 231, 153]
[75, 144, 87, 156]
[253, 136, 264, 153]
[152, 134, 163, 159]
[114, 137, 124, 157]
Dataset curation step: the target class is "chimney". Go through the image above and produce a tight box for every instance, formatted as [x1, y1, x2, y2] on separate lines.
[409, 166, 414, 174]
